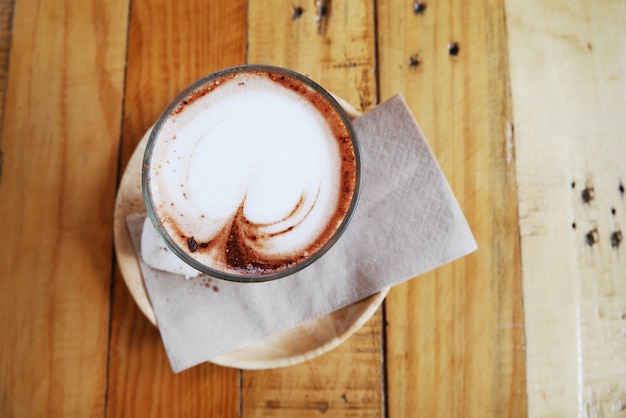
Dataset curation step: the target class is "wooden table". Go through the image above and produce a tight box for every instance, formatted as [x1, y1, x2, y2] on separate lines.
[1, 0, 624, 416]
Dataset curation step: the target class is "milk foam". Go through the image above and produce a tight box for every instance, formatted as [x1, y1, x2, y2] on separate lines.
[147, 71, 355, 275]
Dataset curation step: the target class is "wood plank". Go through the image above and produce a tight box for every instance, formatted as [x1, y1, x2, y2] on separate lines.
[505, 1, 626, 416]
[243, 1, 382, 416]
[0, 0, 129, 416]
[106, 0, 246, 416]
[377, 0, 527, 416]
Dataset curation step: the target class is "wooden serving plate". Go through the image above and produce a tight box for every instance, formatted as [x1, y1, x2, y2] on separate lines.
[113, 97, 389, 369]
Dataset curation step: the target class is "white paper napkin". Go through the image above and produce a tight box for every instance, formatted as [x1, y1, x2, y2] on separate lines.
[126, 94, 477, 372]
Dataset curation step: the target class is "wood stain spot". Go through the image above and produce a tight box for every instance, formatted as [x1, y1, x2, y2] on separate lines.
[620, 181, 625, 196]
[611, 230, 622, 249]
[413, 1, 426, 14]
[315, 0, 329, 35]
[291, 5, 304, 20]
[572, 222, 576, 229]
[408, 53, 421, 68]
[266, 400, 280, 408]
[611, 207, 617, 216]
[585, 228, 599, 246]
[448, 42, 460, 56]
[581, 186, 595, 203]
[318, 2, 328, 18]
[314, 401, 329, 413]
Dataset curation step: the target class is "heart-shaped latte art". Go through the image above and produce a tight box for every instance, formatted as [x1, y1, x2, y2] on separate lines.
[146, 69, 357, 276]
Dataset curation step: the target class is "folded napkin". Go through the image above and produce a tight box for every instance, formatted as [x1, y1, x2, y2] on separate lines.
[126, 94, 477, 372]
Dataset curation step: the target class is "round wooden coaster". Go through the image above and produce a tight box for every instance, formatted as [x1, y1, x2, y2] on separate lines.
[112, 96, 388, 369]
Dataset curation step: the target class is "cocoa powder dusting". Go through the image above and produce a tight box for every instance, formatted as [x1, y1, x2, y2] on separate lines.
[221, 206, 332, 275]
[172, 73, 239, 114]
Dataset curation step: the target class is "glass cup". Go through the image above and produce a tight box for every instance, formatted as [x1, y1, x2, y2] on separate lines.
[142, 65, 361, 282]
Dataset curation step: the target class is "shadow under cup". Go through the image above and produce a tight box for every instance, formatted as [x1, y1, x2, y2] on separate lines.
[142, 65, 361, 282]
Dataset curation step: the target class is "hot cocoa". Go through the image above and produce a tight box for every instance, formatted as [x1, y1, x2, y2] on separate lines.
[143, 65, 359, 280]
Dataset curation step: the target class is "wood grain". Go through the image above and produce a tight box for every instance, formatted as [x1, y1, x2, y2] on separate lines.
[377, 0, 527, 416]
[0, 0, 13, 144]
[506, 0, 626, 416]
[0, 0, 129, 416]
[247, 0, 377, 112]
[105, 0, 246, 416]
[242, 312, 385, 418]
[243, 0, 382, 416]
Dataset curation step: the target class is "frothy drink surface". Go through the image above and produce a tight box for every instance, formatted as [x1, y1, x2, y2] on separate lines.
[146, 68, 358, 277]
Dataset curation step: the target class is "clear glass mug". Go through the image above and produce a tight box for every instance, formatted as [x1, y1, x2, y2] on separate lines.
[142, 65, 361, 282]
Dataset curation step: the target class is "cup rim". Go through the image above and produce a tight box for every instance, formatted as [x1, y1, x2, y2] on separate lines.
[142, 64, 361, 282]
